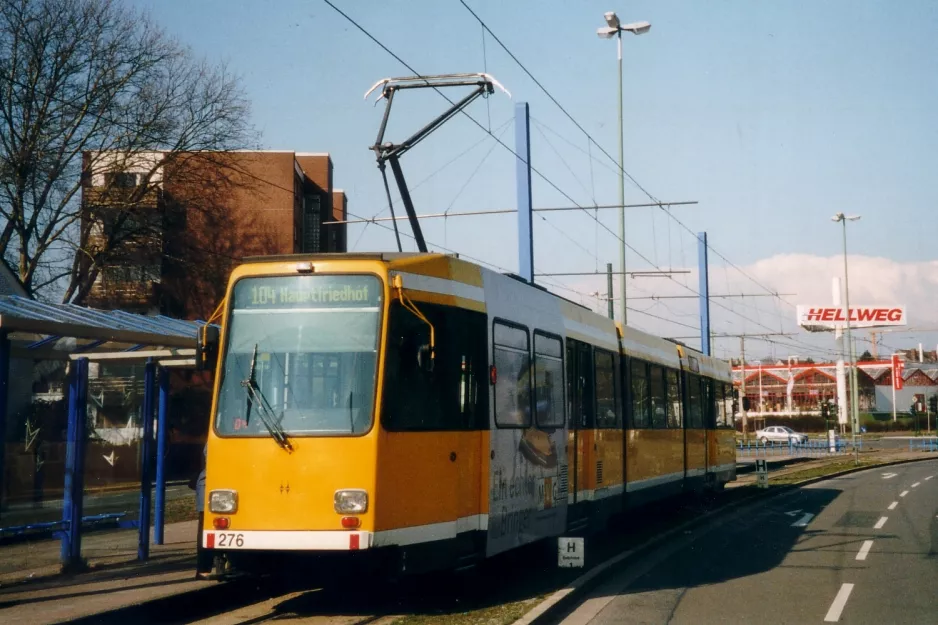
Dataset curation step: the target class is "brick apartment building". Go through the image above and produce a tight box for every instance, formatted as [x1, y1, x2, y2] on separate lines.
[80, 150, 348, 320]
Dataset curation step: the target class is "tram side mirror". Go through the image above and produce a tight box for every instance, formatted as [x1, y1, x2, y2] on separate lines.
[196, 325, 220, 372]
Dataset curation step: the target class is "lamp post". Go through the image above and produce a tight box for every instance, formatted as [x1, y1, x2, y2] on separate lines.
[597, 12, 650, 326]
[832, 212, 861, 464]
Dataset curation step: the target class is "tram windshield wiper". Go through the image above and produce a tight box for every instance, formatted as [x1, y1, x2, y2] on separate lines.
[240, 344, 293, 453]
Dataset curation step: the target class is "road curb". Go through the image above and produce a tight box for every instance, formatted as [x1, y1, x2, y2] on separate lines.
[516, 453, 938, 625]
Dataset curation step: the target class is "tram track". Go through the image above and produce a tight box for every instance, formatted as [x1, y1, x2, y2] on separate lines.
[69, 487, 749, 625]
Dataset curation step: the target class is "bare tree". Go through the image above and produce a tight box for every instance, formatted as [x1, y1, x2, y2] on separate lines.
[0, 0, 255, 301]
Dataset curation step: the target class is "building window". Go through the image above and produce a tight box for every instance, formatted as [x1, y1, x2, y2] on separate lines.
[302, 194, 321, 253]
[104, 172, 140, 188]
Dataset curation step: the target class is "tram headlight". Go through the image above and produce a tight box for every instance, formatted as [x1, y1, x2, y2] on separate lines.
[209, 489, 238, 514]
[334, 489, 368, 514]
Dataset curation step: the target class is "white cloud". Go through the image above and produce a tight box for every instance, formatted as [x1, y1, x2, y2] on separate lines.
[745, 254, 938, 325]
[550, 254, 938, 362]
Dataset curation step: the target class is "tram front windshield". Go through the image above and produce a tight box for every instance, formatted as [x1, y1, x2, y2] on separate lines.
[214, 274, 382, 437]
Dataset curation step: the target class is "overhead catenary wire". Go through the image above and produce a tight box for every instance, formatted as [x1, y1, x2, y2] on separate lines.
[0, 1, 813, 356]
[321, 0, 671, 278]
[457, 1, 798, 314]
[349, 203, 846, 359]
[327, 201, 699, 225]
[4, 7, 911, 360]
[323, 1, 839, 359]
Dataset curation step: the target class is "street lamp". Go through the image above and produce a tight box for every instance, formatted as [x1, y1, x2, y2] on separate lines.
[832, 212, 861, 464]
[597, 11, 650, 327]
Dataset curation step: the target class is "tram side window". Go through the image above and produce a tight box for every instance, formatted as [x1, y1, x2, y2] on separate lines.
[686, 373, 703, 429]
[715, 383, 726, 427]
[383, 301, 488, 431]
[630, 359, 649, 429]
[649, 365, 667, 428]
[566, 342, 576, 429]
[595, 349, 618, 428]
[723, 383, 735, 428]
[614, 350, 623, 427]
[493, 321, 531, 428]
[576, 341, 595, 429]
[703, 379, 716, 429]
[666, 368, 682, 428]
[534, 332, 565, 428]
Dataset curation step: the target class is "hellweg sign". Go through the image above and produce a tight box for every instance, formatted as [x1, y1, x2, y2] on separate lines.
[797, 305, 906, 331]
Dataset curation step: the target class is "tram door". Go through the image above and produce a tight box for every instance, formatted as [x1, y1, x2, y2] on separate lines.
[566, 339, 594, 530]
[682, 367, 708, 489]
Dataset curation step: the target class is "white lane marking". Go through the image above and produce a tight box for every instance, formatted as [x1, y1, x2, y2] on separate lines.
[856, 540, 873, 561]
[925, 475, 934, 481]
[824, 583, 855, 622]
[888, 501, 898, 510]
[911, 482, 921, 488]
[882, 472, 898, 479]
[791, 513, 815, 527]
[784, 509, 803, 517]
[900, 490, 909, 497]
[874, 517, 888, 529]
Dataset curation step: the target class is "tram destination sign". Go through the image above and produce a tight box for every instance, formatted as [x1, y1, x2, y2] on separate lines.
[233, 275, 380, 310]
[797, 305, 906, 331]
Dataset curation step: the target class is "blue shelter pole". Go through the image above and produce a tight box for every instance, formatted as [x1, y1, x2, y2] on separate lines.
[515, 101, 533, 284]
[61, 357, 89, 569]
[138, 359, 156, 560]
[153, 366, 170, 545]
[698, 231, 711, 356]
[0, 332, 9, 523]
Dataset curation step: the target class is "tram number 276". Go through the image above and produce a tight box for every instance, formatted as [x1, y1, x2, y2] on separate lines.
[216, 533, 245, 547]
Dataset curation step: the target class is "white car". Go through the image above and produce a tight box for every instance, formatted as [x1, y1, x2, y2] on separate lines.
[755, 425, 809, 445]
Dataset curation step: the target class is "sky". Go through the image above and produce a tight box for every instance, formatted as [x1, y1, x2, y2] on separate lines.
[127, 0, 938, 362]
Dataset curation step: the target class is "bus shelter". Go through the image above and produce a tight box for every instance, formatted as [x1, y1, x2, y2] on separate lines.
[0, 295, 217, 570]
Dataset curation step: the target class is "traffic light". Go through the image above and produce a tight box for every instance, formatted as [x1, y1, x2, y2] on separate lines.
[820, 402, 829, 420]
[929, 395, 938, 415]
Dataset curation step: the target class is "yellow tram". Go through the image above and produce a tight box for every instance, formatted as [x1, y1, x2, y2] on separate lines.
[200, 252, 736, 576]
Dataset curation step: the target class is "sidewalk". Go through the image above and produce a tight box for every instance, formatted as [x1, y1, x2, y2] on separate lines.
[0, 520, 209, 625]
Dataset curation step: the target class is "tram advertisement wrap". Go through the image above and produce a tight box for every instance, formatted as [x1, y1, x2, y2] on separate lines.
[487, 347, 566, 556]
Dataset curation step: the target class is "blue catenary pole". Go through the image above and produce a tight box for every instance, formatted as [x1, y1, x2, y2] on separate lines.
[698, 232, 711, 356]
[153, 366, 170, 545]
[138, 359, 156, 560]
[515, 101, 533, 284]
[61, 357, 89, 568]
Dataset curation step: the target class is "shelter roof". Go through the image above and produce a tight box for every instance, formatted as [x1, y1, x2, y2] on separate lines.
[0, 295, 216, 367]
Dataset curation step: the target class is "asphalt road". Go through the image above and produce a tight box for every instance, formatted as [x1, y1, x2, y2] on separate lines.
[553, 458, 938, 625]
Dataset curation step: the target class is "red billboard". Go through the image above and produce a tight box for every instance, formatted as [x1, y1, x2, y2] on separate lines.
[797, 305, 907, 331]
[892, 354, 904, 390]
